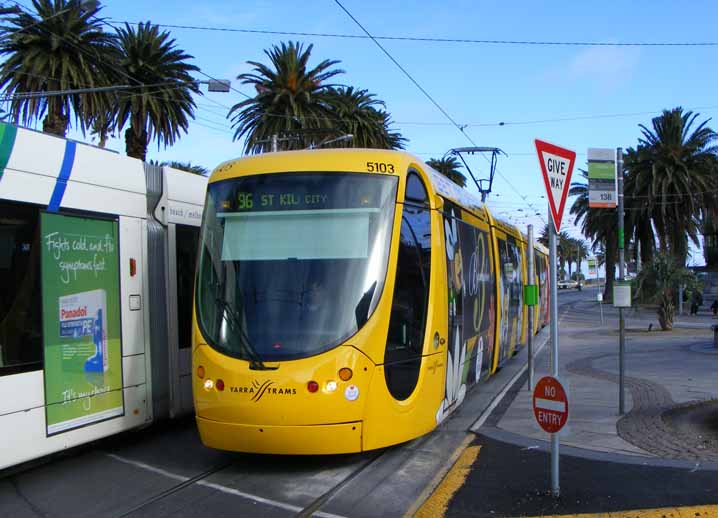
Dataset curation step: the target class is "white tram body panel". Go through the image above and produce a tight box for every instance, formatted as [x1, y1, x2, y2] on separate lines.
[0, 125, 202, 470]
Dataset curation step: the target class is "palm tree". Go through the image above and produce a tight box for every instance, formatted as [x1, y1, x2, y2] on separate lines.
[0, 0, 118, 136]
[558, 231, 573, 279]
[228, 41, 344, 154]
[636, 252, 697, 330]
[376, 110, 406, 150]
[426, 156, 467, 188]
[537, 225, 572, 279]
[569, 170, 619, 301]
[113, 22, 199, 161]
[628, 108, 718, 266]
[623, 146, 656, 267]
[160, 160, 208, 175]
[572, 238, 589, 285]
[322, 86, 405, 149]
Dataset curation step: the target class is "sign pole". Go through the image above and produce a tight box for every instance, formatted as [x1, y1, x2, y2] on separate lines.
[535, 138, 575, 499]
[527, 224, 535, 392]
[548, 215, 560, 497]
[617, 147, 626, 415]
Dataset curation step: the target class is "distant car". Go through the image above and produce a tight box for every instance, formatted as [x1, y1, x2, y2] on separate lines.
[558, 280, 578, 289]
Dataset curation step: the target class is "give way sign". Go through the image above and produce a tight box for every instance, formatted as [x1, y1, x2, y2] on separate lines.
[533, 376, 569, 434]
[535, 139, 576, 233]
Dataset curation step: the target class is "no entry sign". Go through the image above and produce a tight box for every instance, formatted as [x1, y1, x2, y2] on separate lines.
[533, 376, 568, 434]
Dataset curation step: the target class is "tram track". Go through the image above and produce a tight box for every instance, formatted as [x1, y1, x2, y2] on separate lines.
[106, 441, 395, 518]
[115, 458, 236, 518]
[295, 448, 387, 518]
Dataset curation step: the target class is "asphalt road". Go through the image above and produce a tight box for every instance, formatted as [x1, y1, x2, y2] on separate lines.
[446, 431, 718, 518]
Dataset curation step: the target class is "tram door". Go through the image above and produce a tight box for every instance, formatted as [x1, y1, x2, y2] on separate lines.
[167, 223, 200, 417]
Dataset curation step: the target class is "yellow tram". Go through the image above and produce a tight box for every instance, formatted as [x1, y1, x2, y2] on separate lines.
[192, 149, 549, 454]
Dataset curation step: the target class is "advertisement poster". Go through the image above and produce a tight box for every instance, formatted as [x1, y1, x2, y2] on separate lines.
[41, 213, 124, 435]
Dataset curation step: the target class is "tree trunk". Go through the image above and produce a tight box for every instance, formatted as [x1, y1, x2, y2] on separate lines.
[658, 294, 674, 331]
[671, 233, 688, 268]
[42, 103, 68, 137]
[638, 218, 654, 266]
[125, 125, 148, 161]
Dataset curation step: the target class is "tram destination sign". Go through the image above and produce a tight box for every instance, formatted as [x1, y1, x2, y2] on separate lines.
[588, 148, 617, 208]
[535, 140, 576, 233]
[533, 376, 569, 434]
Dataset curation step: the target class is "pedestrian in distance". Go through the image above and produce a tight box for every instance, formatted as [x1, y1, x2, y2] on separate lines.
[711, 299, 718, 318]
[690, 290, 702, 315]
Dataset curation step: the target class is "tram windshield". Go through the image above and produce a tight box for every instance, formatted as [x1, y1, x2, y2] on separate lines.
[196, 172, 398, 361]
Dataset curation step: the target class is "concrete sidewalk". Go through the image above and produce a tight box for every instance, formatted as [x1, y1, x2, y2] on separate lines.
[496, 292, 718, 460]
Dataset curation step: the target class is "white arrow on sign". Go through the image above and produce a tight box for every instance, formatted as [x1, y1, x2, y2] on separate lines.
[535, 139, 577, 233]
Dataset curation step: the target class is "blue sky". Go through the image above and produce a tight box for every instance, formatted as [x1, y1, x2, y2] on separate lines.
[59, 0, 718, 267]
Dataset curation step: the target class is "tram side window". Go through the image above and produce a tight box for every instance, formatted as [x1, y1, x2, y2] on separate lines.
[176, 225, 200, 349]
[385, 173, 431, 400]
[0, 200, 42, 375]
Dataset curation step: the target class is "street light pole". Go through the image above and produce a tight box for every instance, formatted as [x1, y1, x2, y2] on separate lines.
[0, 78, 231, 103]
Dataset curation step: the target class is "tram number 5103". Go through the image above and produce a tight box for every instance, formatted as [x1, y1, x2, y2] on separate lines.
[366, 161, 395, 173]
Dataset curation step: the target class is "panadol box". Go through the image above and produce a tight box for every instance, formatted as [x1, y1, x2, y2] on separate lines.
[59, 289, 108, 373]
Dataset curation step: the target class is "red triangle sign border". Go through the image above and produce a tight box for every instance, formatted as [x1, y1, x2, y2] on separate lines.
[535, 139, 577, 233]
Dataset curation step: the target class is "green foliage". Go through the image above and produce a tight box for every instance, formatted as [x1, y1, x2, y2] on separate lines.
[635, 252, 697, 330]
[160, 160, 208, 176]
[323, 86, 405, 150]
[113, 22, 199, 160]
[0, 0, 119, 136]
[228, 41, 405, 153]
[229, 41, 343, 154]
[624, 108, 718, 266]
[426, 156, 467, 188]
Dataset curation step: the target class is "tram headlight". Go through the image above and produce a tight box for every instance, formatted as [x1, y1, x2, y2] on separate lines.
[325, 380, 337, 393]
[204, 379, 214, 391]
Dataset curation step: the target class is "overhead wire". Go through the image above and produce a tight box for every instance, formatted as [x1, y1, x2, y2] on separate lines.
[110, 19, 718, 48]
[332, 0, 547, 226]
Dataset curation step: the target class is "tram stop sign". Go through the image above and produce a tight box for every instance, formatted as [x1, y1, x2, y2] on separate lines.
[533, 376, 569, 434]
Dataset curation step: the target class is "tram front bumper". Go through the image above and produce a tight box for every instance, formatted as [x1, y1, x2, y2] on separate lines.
[196, 416, 364, 455]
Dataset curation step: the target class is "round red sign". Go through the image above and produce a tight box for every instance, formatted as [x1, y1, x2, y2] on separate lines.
[532, 376, 568, 434]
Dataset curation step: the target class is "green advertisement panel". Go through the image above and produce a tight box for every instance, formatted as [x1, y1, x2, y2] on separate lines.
[41, 213, 124, 435]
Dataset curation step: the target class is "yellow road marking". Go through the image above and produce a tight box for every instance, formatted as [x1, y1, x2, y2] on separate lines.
[412, 443, 481, 518]
[535, 504, 718, 517]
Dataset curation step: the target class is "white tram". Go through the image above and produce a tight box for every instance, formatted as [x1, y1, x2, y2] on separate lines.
[0, 122, 204, 470]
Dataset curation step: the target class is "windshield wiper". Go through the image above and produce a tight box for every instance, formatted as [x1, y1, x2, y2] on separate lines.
[214, 297, 277, 370]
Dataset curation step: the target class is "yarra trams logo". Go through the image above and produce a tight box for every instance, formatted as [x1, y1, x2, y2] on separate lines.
[230, 380, 297, 402]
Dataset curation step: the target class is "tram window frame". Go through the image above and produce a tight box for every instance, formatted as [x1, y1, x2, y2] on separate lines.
[384, 171, 431, 400]
[0, 199, 43, 376]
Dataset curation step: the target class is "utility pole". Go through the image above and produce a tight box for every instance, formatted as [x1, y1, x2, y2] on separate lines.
[617, 147, 626, 415]
[527, 224, 535, 391]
